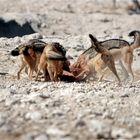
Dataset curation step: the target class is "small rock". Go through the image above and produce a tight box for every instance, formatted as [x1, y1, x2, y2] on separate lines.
[5, 98, 20, 106]
[39, 94, 50, 99]
[120, 93, 129, 98]
[41, 23, 47, 28]
[0, 89, 11, 96]
[75, 120, 86, 128]
[10, 89, 18, 94]
[39, 83, 48, 90]
[102, 111, 112, 119]
[34, 134, 48, 140]
[31, 33, 43, 39]
[24, 33, 43, 40]
[120, 90, 130, 97]
[0, 114, 6, 127]
[100, 18, 111, 23]
[1, 124, 12, 132]
[46, 127, 67, 137]
[25, 111, 42, 121]
[21, 131, 38, 140]
[111, 127, 134, 139]
[88, 119, 111, 138]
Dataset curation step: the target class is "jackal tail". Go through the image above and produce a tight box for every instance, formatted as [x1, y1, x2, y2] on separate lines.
[89, 34, 106, 54]
[47, 51, 67, 61]
[11, 48, 20, 56]
[10, 39, 46, 56]
[129, 30, 140, 49]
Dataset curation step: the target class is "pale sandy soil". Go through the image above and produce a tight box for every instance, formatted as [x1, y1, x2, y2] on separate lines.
[0, 0, 140, 140]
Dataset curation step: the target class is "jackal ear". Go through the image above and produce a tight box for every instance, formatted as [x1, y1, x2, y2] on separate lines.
[89, 34, 98, 43]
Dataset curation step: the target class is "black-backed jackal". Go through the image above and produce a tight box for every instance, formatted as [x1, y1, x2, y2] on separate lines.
[107, 30, 140, 82]
[71, 30, 140, 82]
[35, 42, 68, 81]
[70, 35, 129, 78]
[75, 34, 121, 84]
[11, 39, 46, 80]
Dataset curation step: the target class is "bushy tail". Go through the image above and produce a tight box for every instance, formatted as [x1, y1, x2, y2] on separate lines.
[129, 30, 140, 49]
[89, 34, 105, 54]
[89, 34, 98, 44]
[10, 39, 46, 56]
[10, 48, 20, 56]
[47, 51, 67, 61]
[128, 30, 140, 37]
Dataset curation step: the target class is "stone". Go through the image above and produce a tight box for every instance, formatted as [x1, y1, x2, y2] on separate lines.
[0, 114, 6, 127]
[34, 134, 48, 140]
[25, 111, 42, 121]
[111, 127, 134, 139]
[88, 119, 111, 138]
[46, 127, 67, 137]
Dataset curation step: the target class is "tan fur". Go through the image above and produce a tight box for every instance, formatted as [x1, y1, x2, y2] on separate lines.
[11, 39, 47, 80]
[107, 46, 134, 82]
[47, 60, 63, 81]
[97, 40, 140, 82]
[77, 51, 120, 83]
[17, 48, 41, 80]
[76, 35, 121, 84]
[86, 45, 134, 83]
[92, 30, 140, 82]
[35, 43, 65, 81]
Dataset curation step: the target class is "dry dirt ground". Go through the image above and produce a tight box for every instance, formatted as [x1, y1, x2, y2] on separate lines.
[0, 0, 140, 140]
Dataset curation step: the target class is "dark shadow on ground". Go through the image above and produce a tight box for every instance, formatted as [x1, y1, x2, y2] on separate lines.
[0, 18, 35, 37]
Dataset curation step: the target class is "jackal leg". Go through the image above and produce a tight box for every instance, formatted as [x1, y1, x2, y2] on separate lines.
[17, 61, 26, 80]
[97, 67, 108, 82]
[119, 60, 129, 81]
[54, 71, 58, 82]
[123, 52, 134, 82]
[43, 67, 50, 81]
[47, 66, 55, 81]
[107, 60, 121, 84]
[28, 68, 34, 80]
[35, 65, 42, 81]
[124, 62, 134, 82]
